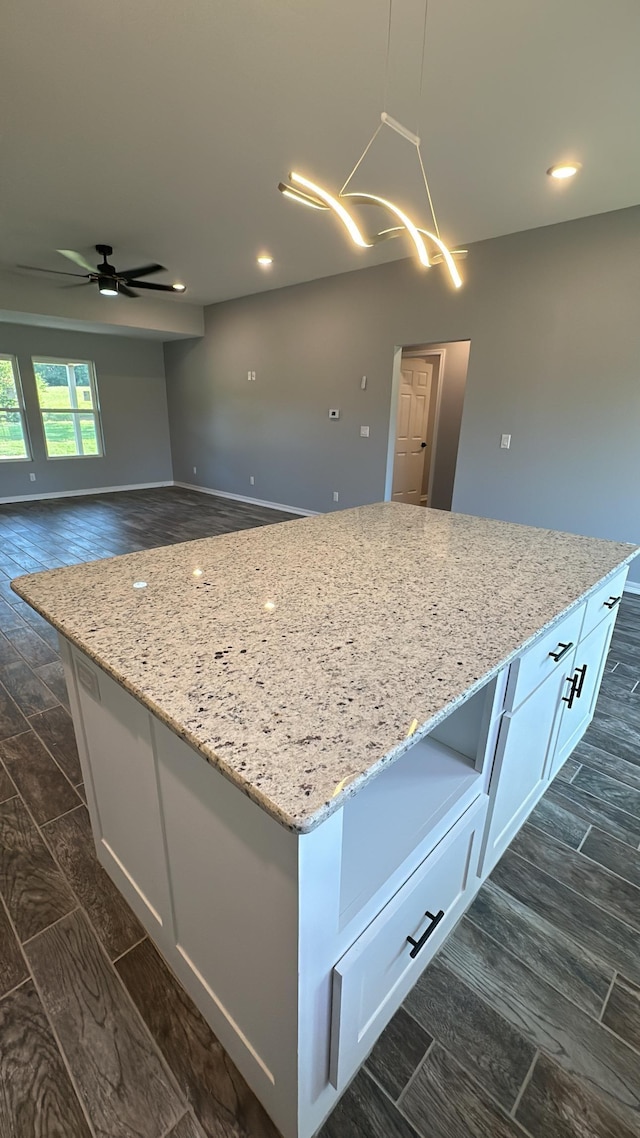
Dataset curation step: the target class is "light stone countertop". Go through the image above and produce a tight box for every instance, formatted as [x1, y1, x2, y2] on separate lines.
[11, 503, 638, 832]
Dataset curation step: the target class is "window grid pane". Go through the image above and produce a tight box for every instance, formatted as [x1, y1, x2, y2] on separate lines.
[33, 357, 103, 459]
[0, 356, 30, 461]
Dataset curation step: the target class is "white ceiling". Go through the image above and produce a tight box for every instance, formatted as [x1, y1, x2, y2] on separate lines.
[2, 0, 640, 309]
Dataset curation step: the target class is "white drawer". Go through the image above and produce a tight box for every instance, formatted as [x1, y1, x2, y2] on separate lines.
[329, 794, 487, 1090]
[582, 566, 628, 641]
[505, 603, 585, 712]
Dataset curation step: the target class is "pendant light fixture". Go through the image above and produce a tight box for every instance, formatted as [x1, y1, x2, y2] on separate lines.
[278, 0, 465, 288]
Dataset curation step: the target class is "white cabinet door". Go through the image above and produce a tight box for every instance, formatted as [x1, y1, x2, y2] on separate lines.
[549, 613, 616, 779]
[71, 651, 171, 930]
[480, 659, 574, 877]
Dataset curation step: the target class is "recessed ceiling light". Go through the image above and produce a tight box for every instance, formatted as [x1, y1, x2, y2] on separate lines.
[547, 162, 581, 180]
[257, 255, 273, 266]
[172, 282, 187, 292]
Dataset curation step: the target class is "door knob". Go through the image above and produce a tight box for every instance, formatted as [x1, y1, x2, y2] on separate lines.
[420, 442, 427, 449]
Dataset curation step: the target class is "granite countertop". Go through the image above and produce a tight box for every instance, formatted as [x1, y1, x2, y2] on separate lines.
[11, 503, 638, 832]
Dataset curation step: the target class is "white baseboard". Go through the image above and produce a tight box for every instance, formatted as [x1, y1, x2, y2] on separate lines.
[624, 581, 640, 596]
[0, 480, 174, 505]
[173, 481, 318, 517]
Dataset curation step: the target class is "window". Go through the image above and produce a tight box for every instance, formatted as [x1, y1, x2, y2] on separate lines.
[32, 358, 103, 459]
[0, 355, 31, 461]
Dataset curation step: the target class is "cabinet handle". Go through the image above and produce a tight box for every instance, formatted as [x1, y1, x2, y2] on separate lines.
[549, 641, 574, 663]
[604, 595, 621, 610]
[562, 673, 579, 709]
[574, 663, 588, 699]
[407, 909, 445, 959]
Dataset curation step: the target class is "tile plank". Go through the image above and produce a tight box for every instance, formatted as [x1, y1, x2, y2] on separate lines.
[511, 825, 640, 931]
[3, 624, 57, 667]
[0, 900, 28, 997]
[575, 741, 640, 792]
[0, 980, 92, 1138]
[165, 1115, 209, 1138]
[44, 805, 144, 960]
[516, 1051, 638, 1138]
[602, 980, 640, 1052]
[442, 918, 640, 1132]
[403, 957, 534, 1110]
[365, 1006, 432, 1101]
[401, 1043, 524, 1138]
[0, 659, 58, 716]
[581, 827, 640, 889]
[0, 731, 80, 825]
[492, 849, 640, 987]
[318, 1068, 419, 1138]
[467, 880, 612, 1017]
[29, 705, 82, 784]
[25, 910, 186, 1138]
[0, 635, 20, 667]
[0, 682, 29, 742]
[0, 762, 15, 804]
[555, 755, 581, 784]
[528, 795, 589, 849]
[544, 781, 640, 847]
[0, 797, 77, 942]
[116, 937, 279, 1138]
[35, 660, 70, 709]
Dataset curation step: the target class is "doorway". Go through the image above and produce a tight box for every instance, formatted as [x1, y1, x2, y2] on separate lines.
[385, 340, 471, 510]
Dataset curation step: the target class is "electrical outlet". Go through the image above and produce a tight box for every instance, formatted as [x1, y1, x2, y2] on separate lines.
[333, 491, 339, 502]
[360, 375, 367, 390]
[193, 466, 197, 475]
[29, 473, 36, 482]
[360, 425, 370, 438]
[500, 434, 511, 450]
[250, 475, 255, 486]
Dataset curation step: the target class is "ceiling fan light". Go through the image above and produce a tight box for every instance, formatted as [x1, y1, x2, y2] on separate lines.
[172, 282, 187, 292]
[98, 275, 118, 296]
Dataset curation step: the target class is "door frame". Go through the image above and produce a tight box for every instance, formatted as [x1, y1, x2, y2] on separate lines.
[384, 345, 446, 504]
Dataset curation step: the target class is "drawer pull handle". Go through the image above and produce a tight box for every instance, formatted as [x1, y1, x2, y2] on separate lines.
[575, 663, 588, 699]
[549, 641, 574, 663]
[604, 595, 621, 610]
[562, 672, 579, 710]
[407, 909, 445, 959]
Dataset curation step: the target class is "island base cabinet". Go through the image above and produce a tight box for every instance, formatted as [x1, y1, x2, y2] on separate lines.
[329, 795, 487, 1092]
[480, 660, 575, 878]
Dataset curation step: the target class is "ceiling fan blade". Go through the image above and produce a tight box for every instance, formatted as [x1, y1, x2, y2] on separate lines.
[60, 280, 92, 289]
[57, 249, 98, 273]
[118, 283, 139, 298]
[125, 279, 177, 292]
[16, 264, 89, 278]
[120, 263, 166, 280]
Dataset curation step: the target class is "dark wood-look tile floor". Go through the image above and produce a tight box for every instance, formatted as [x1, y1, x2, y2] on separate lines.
[0, 487, 638, 1138]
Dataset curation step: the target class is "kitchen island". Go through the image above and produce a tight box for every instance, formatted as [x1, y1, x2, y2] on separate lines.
[12, 502, 638, 1138]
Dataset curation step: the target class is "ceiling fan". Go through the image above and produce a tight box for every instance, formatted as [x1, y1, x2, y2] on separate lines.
[17, 244, 186, 298]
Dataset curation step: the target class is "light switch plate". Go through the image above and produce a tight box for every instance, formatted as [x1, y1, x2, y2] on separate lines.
[360, 425, 370, 437]
[329, 409, 340, 419]
[501, 434, 511, 449]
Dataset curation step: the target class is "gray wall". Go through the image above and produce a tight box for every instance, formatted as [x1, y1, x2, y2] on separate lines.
[165, 205, 640, 584]
[0, 324, 172, 498]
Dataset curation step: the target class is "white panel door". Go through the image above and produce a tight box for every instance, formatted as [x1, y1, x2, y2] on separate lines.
[480, 658, 574, 877]
[392, 359, 433, 504]
[70, 651, 171, 929]
[550, 613, 616, 778]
